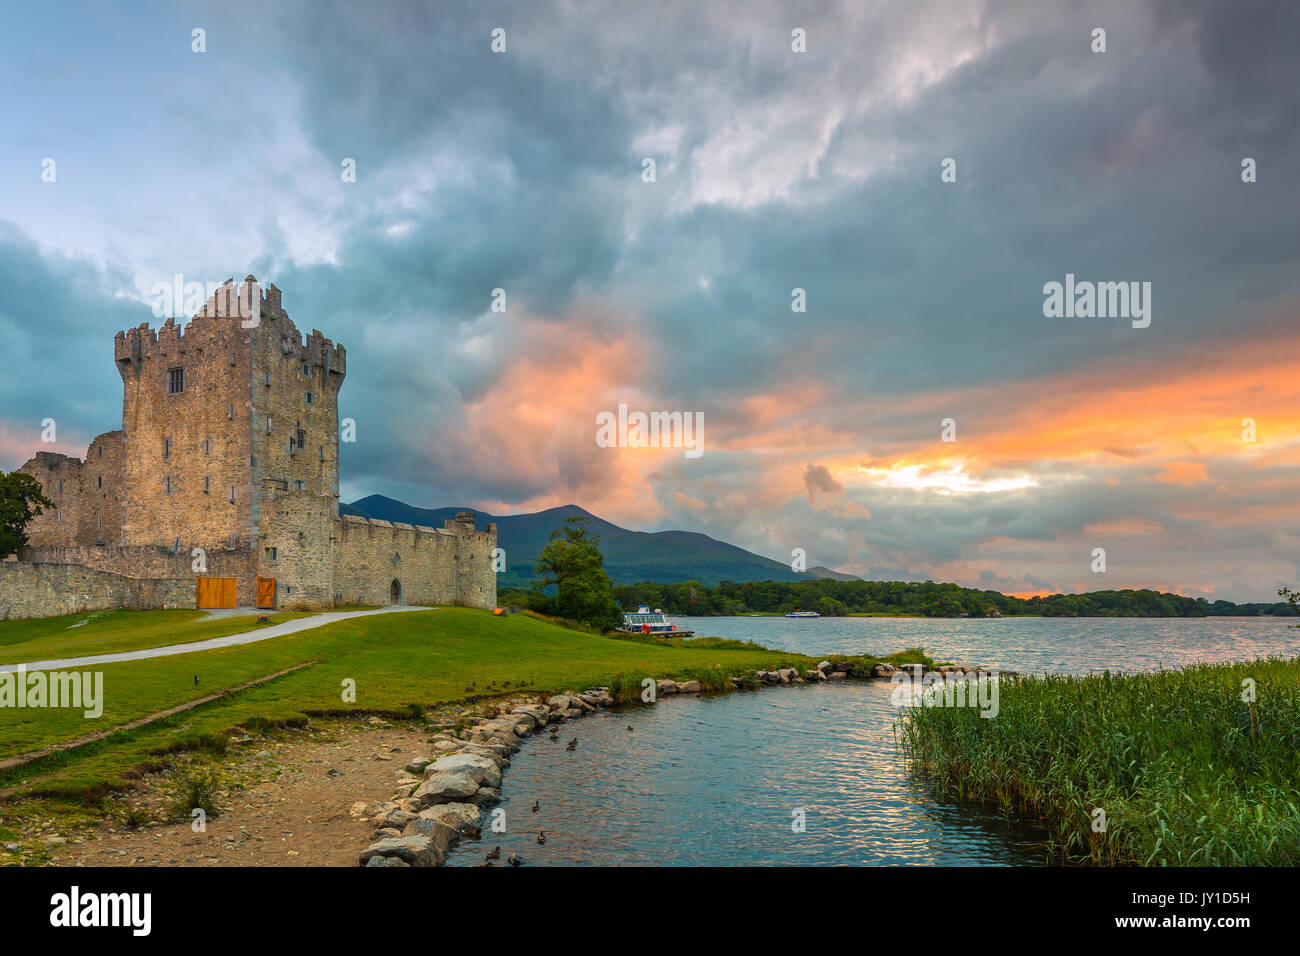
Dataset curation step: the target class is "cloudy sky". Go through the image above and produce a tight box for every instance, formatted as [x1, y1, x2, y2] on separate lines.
[2, 0, 1297, 600]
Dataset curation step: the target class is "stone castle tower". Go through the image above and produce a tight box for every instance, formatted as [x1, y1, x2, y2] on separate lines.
[14, 278, 496, 614]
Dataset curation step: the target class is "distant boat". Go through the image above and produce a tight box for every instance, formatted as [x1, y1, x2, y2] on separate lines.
[785, 610, 821, 618]
[619, 606, 695, 637]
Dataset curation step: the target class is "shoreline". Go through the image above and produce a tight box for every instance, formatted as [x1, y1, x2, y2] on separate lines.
[356, 658, 982, 867]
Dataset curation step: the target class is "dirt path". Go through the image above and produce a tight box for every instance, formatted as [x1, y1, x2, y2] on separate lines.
[29, 720, 435, 867]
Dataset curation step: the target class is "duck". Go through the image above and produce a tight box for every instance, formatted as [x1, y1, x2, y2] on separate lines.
[485, 846, 500, 861]
[464, 825, 482, 839]
[508, 852, 522, 866]
[566, 738, 578, 751]
[532, 800, 540, 812]
[627, 725, 634, 731]
[537, 831, 547, 845]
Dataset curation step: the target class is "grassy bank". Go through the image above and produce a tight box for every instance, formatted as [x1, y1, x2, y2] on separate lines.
[898, 658, 1300, 865]
[0, 607, 832, 800]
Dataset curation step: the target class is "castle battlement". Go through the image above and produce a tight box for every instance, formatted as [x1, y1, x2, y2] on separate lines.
[114, 277, 346, 376]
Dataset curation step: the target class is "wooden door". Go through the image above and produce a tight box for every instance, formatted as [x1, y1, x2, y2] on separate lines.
[197, 577, 237, 609]
[256, 577, 276, 609]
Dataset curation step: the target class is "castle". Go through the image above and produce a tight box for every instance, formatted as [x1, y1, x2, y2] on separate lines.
[5, 277, 497, 618]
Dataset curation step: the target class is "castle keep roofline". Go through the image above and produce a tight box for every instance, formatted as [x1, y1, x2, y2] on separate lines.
[115, 276, 346, 376]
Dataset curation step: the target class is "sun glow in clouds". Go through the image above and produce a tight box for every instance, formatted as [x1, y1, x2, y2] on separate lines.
[862, 462, 1037, 495]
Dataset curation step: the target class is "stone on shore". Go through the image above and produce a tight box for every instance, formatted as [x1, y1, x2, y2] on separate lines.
[404, 756, 431, 775]
[431, 753, 502, 788]
[676, 679, 702, 693]
[413, 772, 480, 808]
[657, 679, 679, 695]
[417, 802, 482, 833]
[870, 663, 897, 677]
[468, 786, 501, 807]
[359, 835, 443, 867]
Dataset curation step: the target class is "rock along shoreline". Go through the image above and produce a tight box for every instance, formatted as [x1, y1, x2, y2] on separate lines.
[354, 659, 1004, 867]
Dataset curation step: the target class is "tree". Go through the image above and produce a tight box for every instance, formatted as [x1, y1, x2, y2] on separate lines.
[531, 516, 620, 630]
[0, 471, 54, 560]
[1280, 587, 1300, 615]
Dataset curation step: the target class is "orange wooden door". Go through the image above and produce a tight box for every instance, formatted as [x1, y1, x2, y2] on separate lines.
[197, 577, 237, 609]
[256, 577, 276, 609]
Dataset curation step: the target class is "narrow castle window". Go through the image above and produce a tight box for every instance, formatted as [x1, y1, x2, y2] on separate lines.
[306, 391, 314, 405]
[164, 476, 172, 495]
[265, 417, 272, 433]
[58, 479, 64, 494]
[163, 437, 171, 459]
[97, 475, 102, 488]
[301, 362, 310, 376]
[294, 480, 305, 491]
[228, 403, 235, 419]
[203, 438, 212, 455]
[319, 445, 325, 461]
[264, 372, 271, 386]
[168, 367, 184, 394]
[228, 486, 236, 503]
[204, 476, 210, 494]
[265, 547, 278, 561]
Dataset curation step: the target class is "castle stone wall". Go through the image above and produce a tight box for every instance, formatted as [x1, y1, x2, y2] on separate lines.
[0, 562, 195, 621]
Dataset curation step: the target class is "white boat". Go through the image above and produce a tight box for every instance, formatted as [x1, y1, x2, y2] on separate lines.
[784, 610, 821, 618]
[619, 605, 695, 636]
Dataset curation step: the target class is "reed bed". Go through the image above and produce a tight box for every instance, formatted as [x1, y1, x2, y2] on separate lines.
[898, 657, 1300, 865]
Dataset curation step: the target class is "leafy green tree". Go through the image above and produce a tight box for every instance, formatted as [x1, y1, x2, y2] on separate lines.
[1280, 587, 1300, 615]
[531, 516, 620, 629]
[0, 471, 54, 560]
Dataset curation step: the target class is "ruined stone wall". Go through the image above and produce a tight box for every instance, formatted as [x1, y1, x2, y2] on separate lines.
[330, 513, 497, 609]
[332, 515, 459, 607]
[19, 452, 86, 547]
[16, 544, 258, 606]
[18, 431, 125, 548]
[0, 562, 195, 621]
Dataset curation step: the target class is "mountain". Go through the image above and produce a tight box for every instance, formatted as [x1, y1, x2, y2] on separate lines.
[807, 565, 862, 581]
[340, 495, 831, 589]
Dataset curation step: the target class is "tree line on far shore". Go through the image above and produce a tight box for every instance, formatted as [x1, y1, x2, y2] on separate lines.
[603, 579, 1298, 618]
[502, 519, 1300, 624]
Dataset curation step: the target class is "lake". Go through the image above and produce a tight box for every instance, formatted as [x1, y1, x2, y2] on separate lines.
[446, 616, 1300, 867]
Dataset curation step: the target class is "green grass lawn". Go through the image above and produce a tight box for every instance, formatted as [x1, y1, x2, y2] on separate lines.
[899, 658, 1300, 865]
[0, 607, 832, 798]
[0, 609, 315, 665]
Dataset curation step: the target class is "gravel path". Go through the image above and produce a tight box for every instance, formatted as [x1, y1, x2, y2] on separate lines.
[1, 606, 429, 673]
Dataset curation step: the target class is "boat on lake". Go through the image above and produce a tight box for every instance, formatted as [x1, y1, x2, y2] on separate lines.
[619, 606, 694, 637]
[784, 610, 821, 618]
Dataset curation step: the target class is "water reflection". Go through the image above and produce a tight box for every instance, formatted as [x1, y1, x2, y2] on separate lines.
[448, 681, 1043, 866]
[446, 617, 1298, 867]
